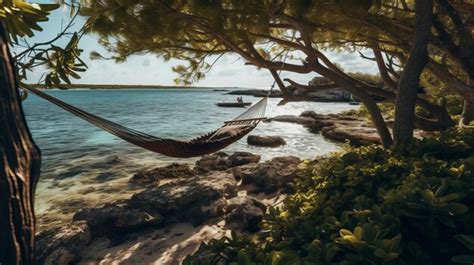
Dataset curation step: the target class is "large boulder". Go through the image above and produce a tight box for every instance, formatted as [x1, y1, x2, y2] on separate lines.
[130, 163, 195, 185]
[232, 156, 301, 194]
[72, 203, 162, 238]
[247, 135, 286, 147]
[224, 196, 266, 232]
[227, 152, 261, 167]
[194, 152, 260, 173]
[194, 152, 230, 173]
[129, 173, 238, 225]
[36, 221, 91, 265]
[321, 126, 380, 146]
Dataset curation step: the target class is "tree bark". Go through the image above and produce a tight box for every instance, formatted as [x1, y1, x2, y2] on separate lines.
[460, 78, 474, 126]
[0, 23, 41, 265]
[309, 61, 394, 147]
[460, 100, 474, 126]
[393, 0, 433, 145]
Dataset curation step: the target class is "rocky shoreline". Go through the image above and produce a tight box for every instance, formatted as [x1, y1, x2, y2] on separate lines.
[267, 110, 382, 146]
[227, 88, 352, 102]
[36, 152, 302, 264]
[35, 108, 389, 264]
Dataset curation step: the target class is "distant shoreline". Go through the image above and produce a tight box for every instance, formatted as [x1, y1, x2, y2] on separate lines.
[26, 83, 240, 90]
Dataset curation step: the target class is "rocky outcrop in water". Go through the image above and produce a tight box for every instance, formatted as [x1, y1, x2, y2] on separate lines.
[247, 135, 286, 147]
[268, 111, 381, 146]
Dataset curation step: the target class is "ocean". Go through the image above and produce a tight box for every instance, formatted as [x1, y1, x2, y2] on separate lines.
[23, 88, 357, 229]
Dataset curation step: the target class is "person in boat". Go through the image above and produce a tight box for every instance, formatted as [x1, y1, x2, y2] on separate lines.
[237, 97, 243, 102]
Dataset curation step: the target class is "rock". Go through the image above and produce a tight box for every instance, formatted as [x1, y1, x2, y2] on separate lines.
[247, 135, 286, 147]
[107, 155, 121, 164]
[194, 152, 260, 173]
[73, 203, 162, 238]
[227, 152, 261, 167]
[267, 115, 315, 125]
[129, 174, 237, 225]
[130, 163, 195, 185]
[321, 126, 380, 146]
[233, 156, 301, 194]
[227, 89, 283, 97]
[224, 196, 266, 232]
[36, 221, 91, 265]
[194, 152, 230, 173]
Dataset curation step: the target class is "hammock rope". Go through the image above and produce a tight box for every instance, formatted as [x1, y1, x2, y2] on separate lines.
[23, 85, 267, 158]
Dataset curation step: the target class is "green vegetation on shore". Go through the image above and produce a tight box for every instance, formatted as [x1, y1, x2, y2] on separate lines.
[185, 128, 474, 265]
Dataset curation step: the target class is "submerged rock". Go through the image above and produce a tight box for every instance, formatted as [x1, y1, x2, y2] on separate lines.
[36, 221, 91, 265]
[247, 135, 286, 147]
[130, 163, 195, 185]
[233, 156, 301, 194]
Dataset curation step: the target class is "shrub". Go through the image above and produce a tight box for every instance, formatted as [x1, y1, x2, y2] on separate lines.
[184, 128, 474, 265]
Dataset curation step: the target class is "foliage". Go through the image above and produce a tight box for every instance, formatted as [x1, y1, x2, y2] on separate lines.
[0, 1, 58, 43]
[184, 128, 474, 265]
[1, 0, 87, 88]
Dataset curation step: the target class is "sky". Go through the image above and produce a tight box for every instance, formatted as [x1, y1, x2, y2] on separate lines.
[18, 5, 379, 88]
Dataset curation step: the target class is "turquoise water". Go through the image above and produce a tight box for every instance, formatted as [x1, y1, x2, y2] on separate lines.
[23, 89, 357, 228]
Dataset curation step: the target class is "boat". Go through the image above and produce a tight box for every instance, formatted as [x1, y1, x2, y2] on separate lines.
[216, 102, 252, 107]
[349, 94, 360, 105]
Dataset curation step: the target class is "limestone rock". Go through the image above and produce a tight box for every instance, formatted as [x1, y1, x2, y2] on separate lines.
[129, 174, 237, 225]
[233, 156, 301, 194]
[73, 204, 162, 237]
[247, 135, 286, 147]
[130, 163, 195, 185]
[36, 221, 91, 265]
[224, 196, 266, 232]
[194, 152, 230, 173]
[227, 152, 261, 167]
[194, 152, 260, 173]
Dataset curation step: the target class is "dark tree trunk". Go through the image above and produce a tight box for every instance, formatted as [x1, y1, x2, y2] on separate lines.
[0, 23, 41, 265]
[460, 78, 474, 126]
[310, 61, 394, 147]
[393, 0, 433, 145]
[460, 100, 474, 126]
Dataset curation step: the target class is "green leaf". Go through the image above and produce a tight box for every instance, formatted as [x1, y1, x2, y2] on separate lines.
[265, 251, 284, 265]
[446, 203, 469, 216]
[237, 249, 251, 265]
[455, 235, 474, 251]
[451, 255, 474, 264]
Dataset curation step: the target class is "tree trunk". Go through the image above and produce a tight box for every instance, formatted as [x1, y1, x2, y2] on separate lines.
[0, 23, 41, 265]
[310, 61, 394, 147]
[460, 77, 474, 126]
[393, 0, 433, 145]
[460, 100, 474, 126]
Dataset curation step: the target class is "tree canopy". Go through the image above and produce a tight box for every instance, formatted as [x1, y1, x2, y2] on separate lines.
[80, 0, 474, 146]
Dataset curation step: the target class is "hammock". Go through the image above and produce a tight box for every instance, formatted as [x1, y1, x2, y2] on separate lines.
[24, 86, 267, 158]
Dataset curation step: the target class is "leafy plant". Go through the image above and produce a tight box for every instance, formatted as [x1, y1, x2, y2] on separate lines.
[185, 128, 474, 264]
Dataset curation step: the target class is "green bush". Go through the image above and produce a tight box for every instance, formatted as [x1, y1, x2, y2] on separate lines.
[184, 128, 474, 265]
